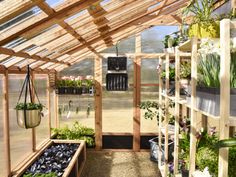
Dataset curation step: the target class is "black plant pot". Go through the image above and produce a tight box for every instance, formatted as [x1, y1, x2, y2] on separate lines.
[56, 87, 66, 94]
[181, 169, 189, 177]
[75, 87, 83, 95]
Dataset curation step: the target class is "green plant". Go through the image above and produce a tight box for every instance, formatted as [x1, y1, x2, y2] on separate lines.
[182, 0, 214, 24]
[198, 52, 236, 88]
[23, 172, 57, 177]
[15, 103, 43, 111]
[52, 121, 95, 147]
[161, 67, 175, 81]
[180, 62, 191, 79]
[163, 34, 180, 48]
[163, 35, 170, 48]
[140, 101, 175, 125]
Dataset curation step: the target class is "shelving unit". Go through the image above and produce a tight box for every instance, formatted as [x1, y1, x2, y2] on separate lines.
[157, 19, 236, 177]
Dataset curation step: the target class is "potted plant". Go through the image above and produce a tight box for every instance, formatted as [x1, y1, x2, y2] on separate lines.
[180, 61, 191, 95]
[163, 33, 180, 53]
[16, 102, 43, 129]
[52, 121, 95, 148]
[182, 0, 219, 38]
[194, 39, 236, 116]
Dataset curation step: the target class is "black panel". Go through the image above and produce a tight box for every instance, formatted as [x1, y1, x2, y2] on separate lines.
[106, 73, 128, 91]
[140, 135, 157, 149]
[107, 57, 127, 71]
[102, 135, 133, 149]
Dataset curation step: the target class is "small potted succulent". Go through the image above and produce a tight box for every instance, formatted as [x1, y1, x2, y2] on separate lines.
[16, 102, 43, 129]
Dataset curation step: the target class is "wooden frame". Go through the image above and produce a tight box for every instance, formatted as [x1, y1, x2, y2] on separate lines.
[12, 140, 86, 177]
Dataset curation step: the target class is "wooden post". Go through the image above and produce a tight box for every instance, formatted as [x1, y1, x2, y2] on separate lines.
[133, 33, 141, 151]
[3, 69, 11, 177]
[53, 73, 59, 128]
[164, 52, 170, 177]
[218, 19, 230, 177]
[158, 58, 163, 168]
[174, 47, 180, 174]
[189, 37, 198, 175]
[94, 56, 102, 150]
[31, 71, 36, 152]
[47, 74, 51, 137]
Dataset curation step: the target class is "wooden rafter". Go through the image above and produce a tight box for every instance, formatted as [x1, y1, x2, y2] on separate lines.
[0, 0, 101, 46]
[65, 0, 187, 55]
[0, 47, 70, 66]
[34, 0, 103, 59]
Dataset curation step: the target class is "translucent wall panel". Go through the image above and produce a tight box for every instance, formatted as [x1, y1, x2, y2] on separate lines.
[59, 59, 95, 129]
[141, 59, 159, 133]
[9, 74, 32, 169]
[34, 75, 49, 146]
[102, 58, 133, 133]
[0, 75, 5, 176]
[141, 26, 179, 53]
[58, 95, 95, 129]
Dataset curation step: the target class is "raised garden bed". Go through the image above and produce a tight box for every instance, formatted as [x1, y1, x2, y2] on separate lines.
[13, 140, 86, 177]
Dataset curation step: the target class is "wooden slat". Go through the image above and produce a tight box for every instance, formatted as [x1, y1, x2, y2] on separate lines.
[2, 69, 11, 177]
[189, 37, 198, 175]
[158, 58, 163, 169]
[133, 33, 141, 152]
[30, 71, 36, 152]
[0, 0, 44, 25]
[218, 19, 230, 177]
[0, 0, 101, 46]
[94, 56, 102, 150]
[65, 0, 188, 55]
[164, 52, 170, 177]
[0, 47, 70, 66]
[173, 47, 180, 174]
[47, 74, 52, 137]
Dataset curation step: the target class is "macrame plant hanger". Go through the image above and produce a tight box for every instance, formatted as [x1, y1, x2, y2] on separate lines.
[17, 65, 42, 128]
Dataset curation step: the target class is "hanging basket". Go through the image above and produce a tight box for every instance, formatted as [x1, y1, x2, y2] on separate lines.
[15, 65, 43, 129]
[16, 109, 41, 128]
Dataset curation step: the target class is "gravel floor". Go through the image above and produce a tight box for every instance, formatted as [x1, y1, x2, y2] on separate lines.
[81, 151, 161, 177]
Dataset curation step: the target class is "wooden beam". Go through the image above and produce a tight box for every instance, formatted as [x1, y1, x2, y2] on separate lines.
[35, 1, 103, 60]
[218, 19, 230, 177]
[158, 58, 163, 169]
[0, 0, 44, 25]
[171, 15, 182, 24]
[173, 47, 180, 174]
[30, 70, 36, 152]
[0, 47, 70, 66]
[2, 69, 11, 177]
[189, 37, 198, 175]
[133, 33, 141, 152]
[0, 0, 101, 46]
[94, 56, 102, 150]
[164, 52, 170, 177]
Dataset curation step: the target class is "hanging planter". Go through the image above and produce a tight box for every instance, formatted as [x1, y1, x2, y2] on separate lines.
[15, 65, 43, 129]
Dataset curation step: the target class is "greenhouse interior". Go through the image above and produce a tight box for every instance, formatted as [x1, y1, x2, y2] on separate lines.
[0, 0, 236, 177]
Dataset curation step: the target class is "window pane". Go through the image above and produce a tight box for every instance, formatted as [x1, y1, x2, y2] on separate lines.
[9, 75, 32, 168]
[34, 75, 49, 146]
[59, 59, 95, 129]
[102, 57, 133, 133]
[141, 87, 159, 133]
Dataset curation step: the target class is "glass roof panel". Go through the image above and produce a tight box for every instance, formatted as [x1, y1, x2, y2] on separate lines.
[45, 0, 65, 8]
[0, 6, 44, 32]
